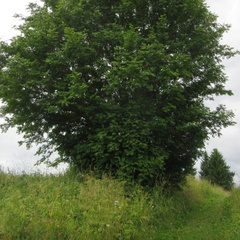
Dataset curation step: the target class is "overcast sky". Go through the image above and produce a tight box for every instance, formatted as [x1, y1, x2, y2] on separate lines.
[0, 0, 239, 181]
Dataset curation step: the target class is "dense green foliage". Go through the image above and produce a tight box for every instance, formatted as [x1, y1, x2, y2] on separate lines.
[0, 0, 236, 186]
[200, 149, 235, 191]
[1, 170, 240, 239]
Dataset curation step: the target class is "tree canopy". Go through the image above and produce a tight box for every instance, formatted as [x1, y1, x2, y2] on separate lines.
[0, 0, 236, 187]
[200, 149, 235, 191]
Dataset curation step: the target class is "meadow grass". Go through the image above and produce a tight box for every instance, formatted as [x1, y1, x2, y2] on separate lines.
[154, 177, 233, 240]
[0, 169, 240, 240]
[0, 169, 155, 239]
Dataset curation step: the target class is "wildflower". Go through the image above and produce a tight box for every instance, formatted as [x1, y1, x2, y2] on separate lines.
[114, 200, 119, 207]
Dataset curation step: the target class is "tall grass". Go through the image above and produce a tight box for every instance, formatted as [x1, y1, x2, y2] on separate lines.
[0, 170, 240, 239]
[0, 170, 155, 239]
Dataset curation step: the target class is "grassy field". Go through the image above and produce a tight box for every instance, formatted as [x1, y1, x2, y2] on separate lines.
[0, 169, 240, 239]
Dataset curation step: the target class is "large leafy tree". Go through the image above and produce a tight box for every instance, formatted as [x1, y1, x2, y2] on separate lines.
[0, 0, 236, 187]
[200, 149, 235, 191]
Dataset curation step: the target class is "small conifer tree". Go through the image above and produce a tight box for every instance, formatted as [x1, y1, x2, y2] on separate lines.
[200, 149, 235, 191]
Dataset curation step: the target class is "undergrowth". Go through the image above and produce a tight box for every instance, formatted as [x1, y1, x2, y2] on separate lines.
[0, 169, 240, 240]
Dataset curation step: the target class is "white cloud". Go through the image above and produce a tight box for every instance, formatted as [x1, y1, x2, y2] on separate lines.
[199, 0, 240, 184]
[0, 0, 30, 41]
